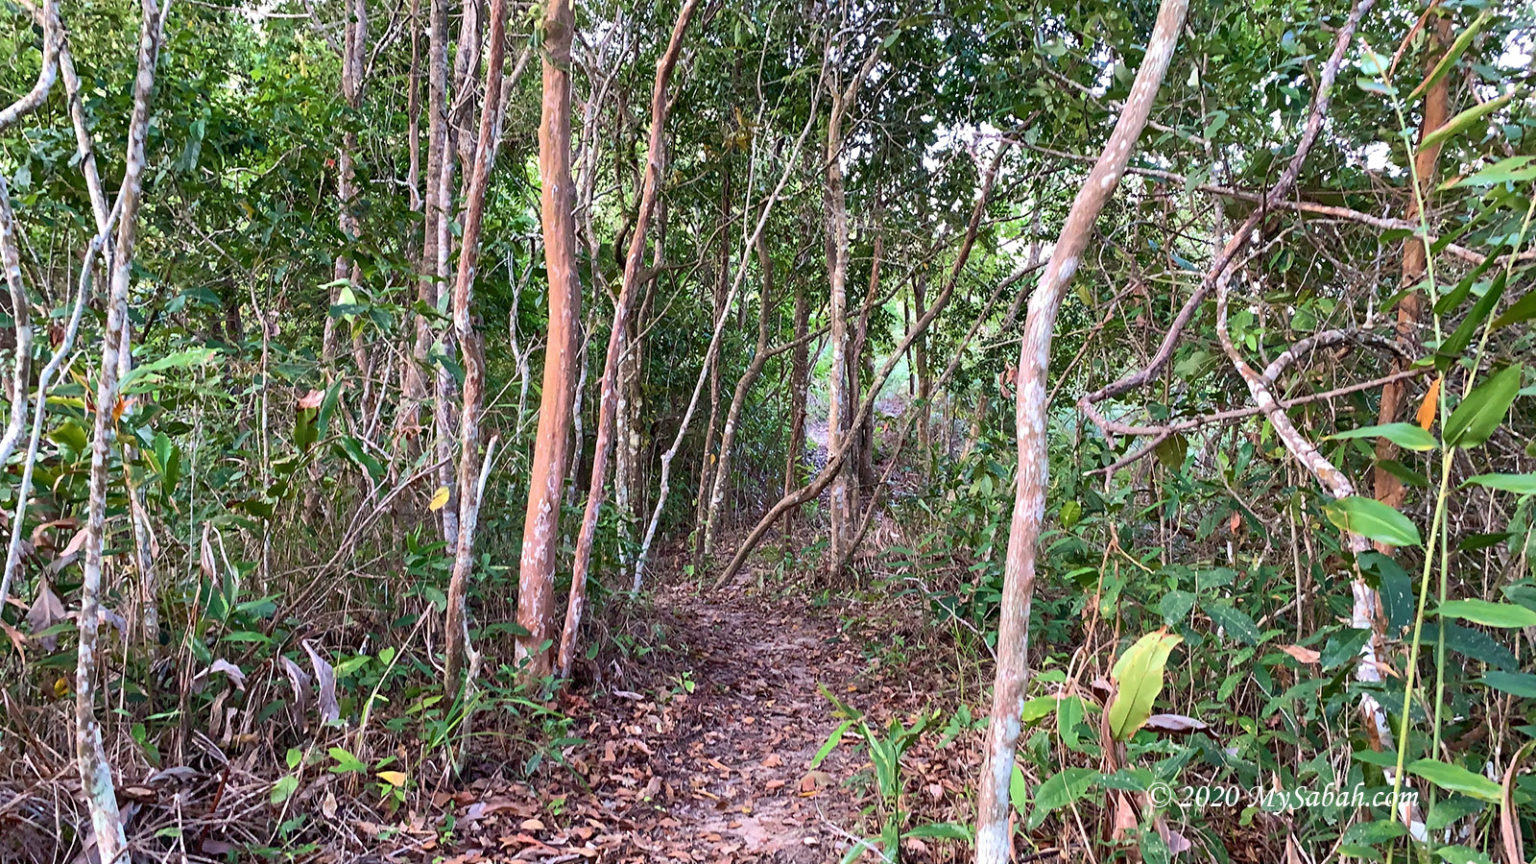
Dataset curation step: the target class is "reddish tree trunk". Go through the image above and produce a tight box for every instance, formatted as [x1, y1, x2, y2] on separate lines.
[516, 0, 582, 680]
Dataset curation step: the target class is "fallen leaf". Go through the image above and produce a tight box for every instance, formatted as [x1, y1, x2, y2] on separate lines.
[428, 486, 451, 511]
[1279, 644, 1321, 664]
[298, 389, 325, 410]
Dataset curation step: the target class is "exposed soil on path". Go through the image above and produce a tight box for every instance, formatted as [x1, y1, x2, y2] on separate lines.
[430, 579, 884, 863]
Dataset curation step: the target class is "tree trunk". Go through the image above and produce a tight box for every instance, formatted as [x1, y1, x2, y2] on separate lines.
[76, 0, 168, 857]
[974, 0, 1188, 858]
[1370, 11, 1452, 539]
[781, 266, 809, 540]
[704, 230, 774, 557]
[442, 0, 510, 697]
[823, 114, 853, 579]
[516, 0, 582, 680]
[558, 0, 698, 678]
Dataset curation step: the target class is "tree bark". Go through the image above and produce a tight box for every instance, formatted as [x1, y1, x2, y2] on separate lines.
[442, 0, 510, 697]
[557, 0, 698, 678]
[781, 261, 809, 540]
[973, 0, 1188, 858]
[516, 0, 582, 680]
[703, 230, 774, 557]
[75, 0, 168, 857]
[822, 38, 883, 580]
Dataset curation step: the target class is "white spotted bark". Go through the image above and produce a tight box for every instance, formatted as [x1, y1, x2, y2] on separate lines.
[75, 0, 168, 858]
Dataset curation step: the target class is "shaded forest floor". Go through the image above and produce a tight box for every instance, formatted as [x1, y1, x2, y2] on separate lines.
[415, 566, 976, 863]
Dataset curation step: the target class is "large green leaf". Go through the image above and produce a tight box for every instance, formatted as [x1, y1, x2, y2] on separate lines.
[1327, 423, 1437, 451]
[1480, 672, 1536, 699]
[1107, 630, 1182, 741]
[1444, 365, 1522, 448]
[1438, 599, 1536, 628]
[1407, 759, 1502, 803]
[1452, 155, 1536, 188]
[1026, 767, 1099, 830]
[1323, 497, 1422, 548]
[1465, 473, 1536, 496]
[1419, 93, 1512, 151]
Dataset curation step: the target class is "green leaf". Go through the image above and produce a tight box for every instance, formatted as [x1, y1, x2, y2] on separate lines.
[1480, 671, 1536, 699]
[1108, 631, 1182, 741]
[810, 720, 851, 769]
[1436, 846, 1493, 864]
[1321, 627, 1372, 670]
[327, 746, 367, 774]
[1492, 291, 1536, 330]
[1444, 366, 1522, 448]
[1327, 423, 1437, 451]
[902, 822, 971, 840]
[1419, 93, 1512, 151]
[120, 348, 220, 394]
[1323, 497, 1422, 548]
[1453, 155, 1536, 188]
[1205, 601, 1261, 645]
[1407, 759, 1502, 803]
[270, 774, 299, 804]
[1341, 819, 1406, 845]
[1010, 762, 1029, 816]
[1439, 274, 1505, 363]
[1465, 473, 1536, 496]
[1438, 599, 1536, 628]
[1410, 11, 1490, 99]
[1027, 767, 1099, 830]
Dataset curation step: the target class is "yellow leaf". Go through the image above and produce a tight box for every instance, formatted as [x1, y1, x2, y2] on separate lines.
[428, 487, 450, 512]
[1416, 377, 1442, 431]
[376, 770, 407, 787]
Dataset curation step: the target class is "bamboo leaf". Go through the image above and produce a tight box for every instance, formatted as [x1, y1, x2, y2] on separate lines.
[1327, 422, 1438, 451]
[1323, 497, 1422, 548]
[1438, 599, 1536, 628]
[1419, 93, 1512, 151]
[1444, 365, 1523, 448]
[1407, 759, 1502, 803]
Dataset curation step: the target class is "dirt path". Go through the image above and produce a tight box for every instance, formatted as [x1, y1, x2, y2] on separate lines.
[434, 581, 874, 863]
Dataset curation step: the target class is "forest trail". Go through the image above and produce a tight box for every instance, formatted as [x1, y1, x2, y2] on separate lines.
[435, 575, 874, 863]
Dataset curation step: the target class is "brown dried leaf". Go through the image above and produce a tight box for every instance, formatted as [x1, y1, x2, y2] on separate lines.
[297, 389, 325, 410]
[26, 579, 66, 651]
[1279, 644, 1321, 664]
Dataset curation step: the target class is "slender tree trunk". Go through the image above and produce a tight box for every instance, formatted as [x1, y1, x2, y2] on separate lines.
[820, 38, 883, 580]
[1371, 11, 1452, 537]
[974, 1, 1187, 858]
[704, 230, 773, 556]
[692, 163, 732, 572]
[517, 0, 582, 680]
[824, 115, 853, 578]
[324, 0, 367, 368]
[781, 267, 809, 539]
[76, 0, 168, 857]
[442, 0, 509, 697]
[558, 0, 698, 678]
